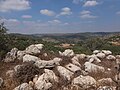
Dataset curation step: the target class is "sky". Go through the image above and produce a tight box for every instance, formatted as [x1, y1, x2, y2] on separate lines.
[0, 0, 120, 34]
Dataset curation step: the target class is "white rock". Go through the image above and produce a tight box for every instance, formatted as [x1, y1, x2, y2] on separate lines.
[34, 44, 44, 50]
[102, 50, 112, 55]
[97, 86, 115, 90]
[106, 55, 116, 60]
[116, 59, 120, 64]
[59, 49, 74, 57]
[72, 75, 96, 89]
[13, 83, 33, 90]
[6, 70, 14, 78]
[25, 44, 42, 55]
[93, 50, 100, 54]
[4, 48, 18, 62]
[116, 55, 120, 59]
[71, 56, 81, 67]
[87, 54, 101, 63]
[57, 66, 74, 81]
[0, 78, 3, 87]
[33, 75, 38, 83]
[23, 54, 40, 62]
[84, 62, 105, 73]
[76, 54, 86, 60]
[65, 63, 81, 73]
[96, 53, 106, 59]
[34, 57, 62, 69]
[44, 69, 59, 82]
[97, 78, 113, 85]
[17, 50, 25, 60]
[35, 69, 58, 90]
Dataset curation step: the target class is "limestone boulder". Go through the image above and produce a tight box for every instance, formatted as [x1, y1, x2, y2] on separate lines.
[65, 63, 81, 73]
[84, 62, 105, 73]
[106, 55, 116, 60]
[96, 53, 106, 59]
[59, 49, 74, 57]
[23, 54, 40, 62]
[17, 50, 26, 60]
[34, 57, 62, 69]
[25, 44, 43, 55]
[13, 83, 33, 90]
[57, 66, 74, 81]
[4, 48, 18, 62]
[72, 75, 96, 89]
[102, 50, 112, 55]
[35, 69, 58, 90]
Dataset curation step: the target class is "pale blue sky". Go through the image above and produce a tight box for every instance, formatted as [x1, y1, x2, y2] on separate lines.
[0, 0, 120, 34]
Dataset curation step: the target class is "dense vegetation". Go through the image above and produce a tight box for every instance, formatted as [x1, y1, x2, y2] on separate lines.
[0, 22, 120, 60]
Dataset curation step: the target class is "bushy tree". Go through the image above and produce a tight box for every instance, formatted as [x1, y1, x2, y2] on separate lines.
[0, 22, 8, 59]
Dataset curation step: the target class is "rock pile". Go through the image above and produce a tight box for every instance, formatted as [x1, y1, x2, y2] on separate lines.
[1, 44, 120, 90]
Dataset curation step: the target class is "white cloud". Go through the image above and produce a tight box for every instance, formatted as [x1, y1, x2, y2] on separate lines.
[56, 7, 72, 17]
[80, 10, 91, 15]
[48, 20, 61, 24]
[80, 14, 97, 19]
[83, 1, 98, 7]
[0, 18, 20, 24]
[60, 7, 72, 15]
[0, 0, 30, 12]
[22, 15, 32, 19]
[116, 11, 120, 15]
[40, 9, 56, 16]
[80, 10, 97, 19]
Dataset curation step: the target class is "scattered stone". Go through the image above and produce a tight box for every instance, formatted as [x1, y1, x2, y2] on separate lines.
[25, 44, 43, 55]
[35, 69, 58, 90]
[93, 50, 100, 54]
[59, 49, 74, 57]
[17, 50, 26, 60]
[4, 48, 18, 62]
[34, 57, 62, 69]
[76, 54, 86, 60]
[96, 53, 106, 59]
[97, 78, 114, 86]
[65, 63, 81, 73]
[102, 50, 112, 55]
[106, 55, 116, 60]
[23, 54, 40, 62]
[57, 66, 74, 81]
[84, 62, 105, 73]
[72, 75, 96, 89]
[13, 83, 33, 90]
[71, 56, 81, 67]
[97, 86, 116, 90]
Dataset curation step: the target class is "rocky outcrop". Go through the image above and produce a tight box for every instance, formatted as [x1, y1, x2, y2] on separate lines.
[23, 54, 40, 62]
[106, 55, 116, 60]
[59, 49, 74, 57]
[57, 66, 74, 81]
[84, 62, 105, 72]
[13, 83, 33, 90]
[17, 50, 26, 60]
[65, 63, 81, 73]
[34, 57, 62, 69]
[4, 48, 18, 62]
[35, 69, 58, 90]
[25, 44, 43, 55]
[72, 75, 96, 89]
[87, 54, 101, 63]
